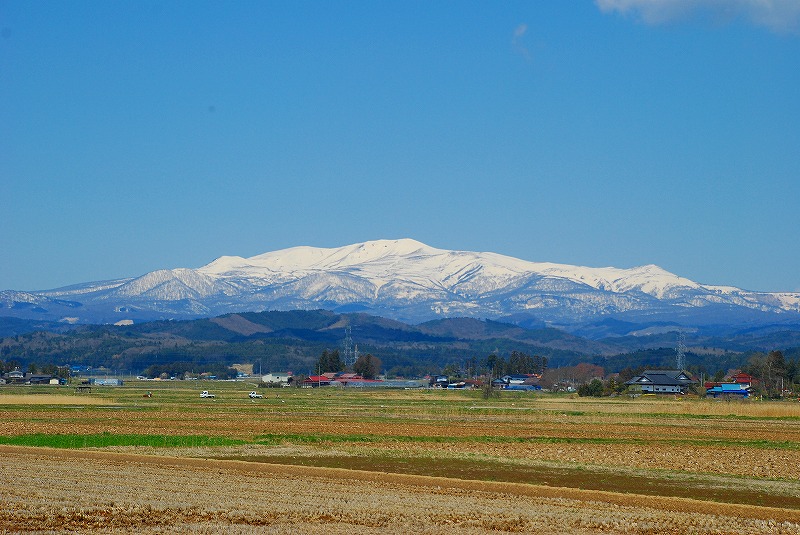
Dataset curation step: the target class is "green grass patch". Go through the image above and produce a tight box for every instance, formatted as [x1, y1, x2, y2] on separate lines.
[252, 432, 800, 450]
[0, 433, 245, 449]
[253, 433, 641, 446]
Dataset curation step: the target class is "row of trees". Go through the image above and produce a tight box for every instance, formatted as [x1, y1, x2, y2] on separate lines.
[441, 351, 548, 380]
[142, 362, 238, 380]
[572, 350, 800, 398]
[0, 359, 70, 379]
[743, 350, 800, 398]
[316, 349, 548, 381]
[0, 359, 23, 373]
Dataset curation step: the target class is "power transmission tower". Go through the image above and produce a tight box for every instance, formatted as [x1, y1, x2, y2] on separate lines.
[675, 331, 687, 371]
[342, 325, 357, 368]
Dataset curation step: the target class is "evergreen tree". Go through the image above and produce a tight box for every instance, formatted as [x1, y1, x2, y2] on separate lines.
[578, 378, 604, 397]
[485, 354, 505, 378]
[353, 353, 382, 379]
[317, 349, 344, 374]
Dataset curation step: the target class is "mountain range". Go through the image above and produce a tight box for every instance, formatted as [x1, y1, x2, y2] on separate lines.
[3, 239, 800, 335]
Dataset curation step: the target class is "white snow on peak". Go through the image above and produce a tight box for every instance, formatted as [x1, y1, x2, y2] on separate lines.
[22, 238, 800, 320]
[243, 238, 439, 270]
[113, 268, 228, 300]
[200, 255, 257, 275]
[194, 238, 704, 301]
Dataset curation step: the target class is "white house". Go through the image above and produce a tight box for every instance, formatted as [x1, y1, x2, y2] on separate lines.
[625, 370, 695, 394]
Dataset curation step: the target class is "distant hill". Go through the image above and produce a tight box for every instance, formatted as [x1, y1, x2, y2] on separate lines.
[1, 310, 798, 376]
[0, 316, 78, 338]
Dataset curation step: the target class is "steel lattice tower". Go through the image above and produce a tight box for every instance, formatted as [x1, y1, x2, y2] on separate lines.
[342, 325, 356, 368]
[675, 331, 687, 371]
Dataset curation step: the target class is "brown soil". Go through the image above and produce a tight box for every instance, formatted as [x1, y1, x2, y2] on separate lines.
[2, 446, 800, 534]
[217, 452, 800, 509]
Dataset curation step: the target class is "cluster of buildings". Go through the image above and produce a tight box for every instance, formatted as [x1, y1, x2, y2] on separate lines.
[1, 362, 761, 400]
[623, 369, 757, 398]
[428, 373, 542, 390]
[0, 368, 65, 385]
[704, 372, 756, 398]
[300, 372, 427, 388]
[264, 369, 757, 397]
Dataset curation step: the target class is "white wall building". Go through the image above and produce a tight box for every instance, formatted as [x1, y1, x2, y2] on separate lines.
[261, 372, 292, 384]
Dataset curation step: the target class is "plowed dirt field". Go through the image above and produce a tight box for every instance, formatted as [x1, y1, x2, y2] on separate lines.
[3, 446, 800, 534]
[2, 386, 800, 533]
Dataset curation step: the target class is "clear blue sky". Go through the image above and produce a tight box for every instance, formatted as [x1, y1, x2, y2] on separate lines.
[2, 1, 799, 293]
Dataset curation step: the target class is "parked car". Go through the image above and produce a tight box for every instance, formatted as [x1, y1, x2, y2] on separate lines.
[248, 391, 263, 398]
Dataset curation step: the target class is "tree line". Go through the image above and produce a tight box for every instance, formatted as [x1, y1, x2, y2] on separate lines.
[0, 359, 70, 378]
[742, 350, 799, 398]
[315, 349, 547, 381]
[315, 349, 383, 379]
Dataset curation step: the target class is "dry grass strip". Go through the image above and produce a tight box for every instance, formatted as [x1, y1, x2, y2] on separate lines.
[0, 394, 110, 405]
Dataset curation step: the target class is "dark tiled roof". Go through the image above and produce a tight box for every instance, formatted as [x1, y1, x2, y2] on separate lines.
[625, 370, 695, 386]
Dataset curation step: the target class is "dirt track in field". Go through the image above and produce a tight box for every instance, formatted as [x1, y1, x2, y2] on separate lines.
[2, 445, 800, 534]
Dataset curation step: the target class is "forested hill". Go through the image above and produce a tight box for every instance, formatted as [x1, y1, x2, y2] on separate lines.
[1, 310, 798, 377]
[0, 311, 599, 376]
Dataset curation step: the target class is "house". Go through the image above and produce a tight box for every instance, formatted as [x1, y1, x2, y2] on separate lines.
[3, 368, 25, 384]
[429, 375, 450, 388]
[729, 372, 756, 386]
[706, 371, 757, 392]
[491, 378, 507, 388]
[497, 374, 542, 390]
[1, 369, 55, 385]
[625, 370, 696, 394]
[302, 375, 332, 388]
[502, 374, 531, 385]
[28, 374, 55, 385]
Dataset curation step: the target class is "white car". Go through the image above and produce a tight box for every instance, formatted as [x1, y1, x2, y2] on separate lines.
[200, 391, 215, 398]
[248, 391, 263, 399]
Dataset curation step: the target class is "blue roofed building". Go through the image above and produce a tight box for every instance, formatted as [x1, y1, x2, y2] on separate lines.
[706, 382, 751, 398]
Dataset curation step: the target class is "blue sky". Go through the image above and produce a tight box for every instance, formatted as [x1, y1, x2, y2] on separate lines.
[2, 0, 799, 293]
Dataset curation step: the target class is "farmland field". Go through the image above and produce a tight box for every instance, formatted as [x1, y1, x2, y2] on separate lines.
[2, 381, 800, 533]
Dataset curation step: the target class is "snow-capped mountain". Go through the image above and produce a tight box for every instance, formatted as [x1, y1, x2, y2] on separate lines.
[2, 238, 799, 326]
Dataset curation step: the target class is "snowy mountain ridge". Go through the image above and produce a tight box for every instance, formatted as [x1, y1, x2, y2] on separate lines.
[2, 238, 799, 326]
